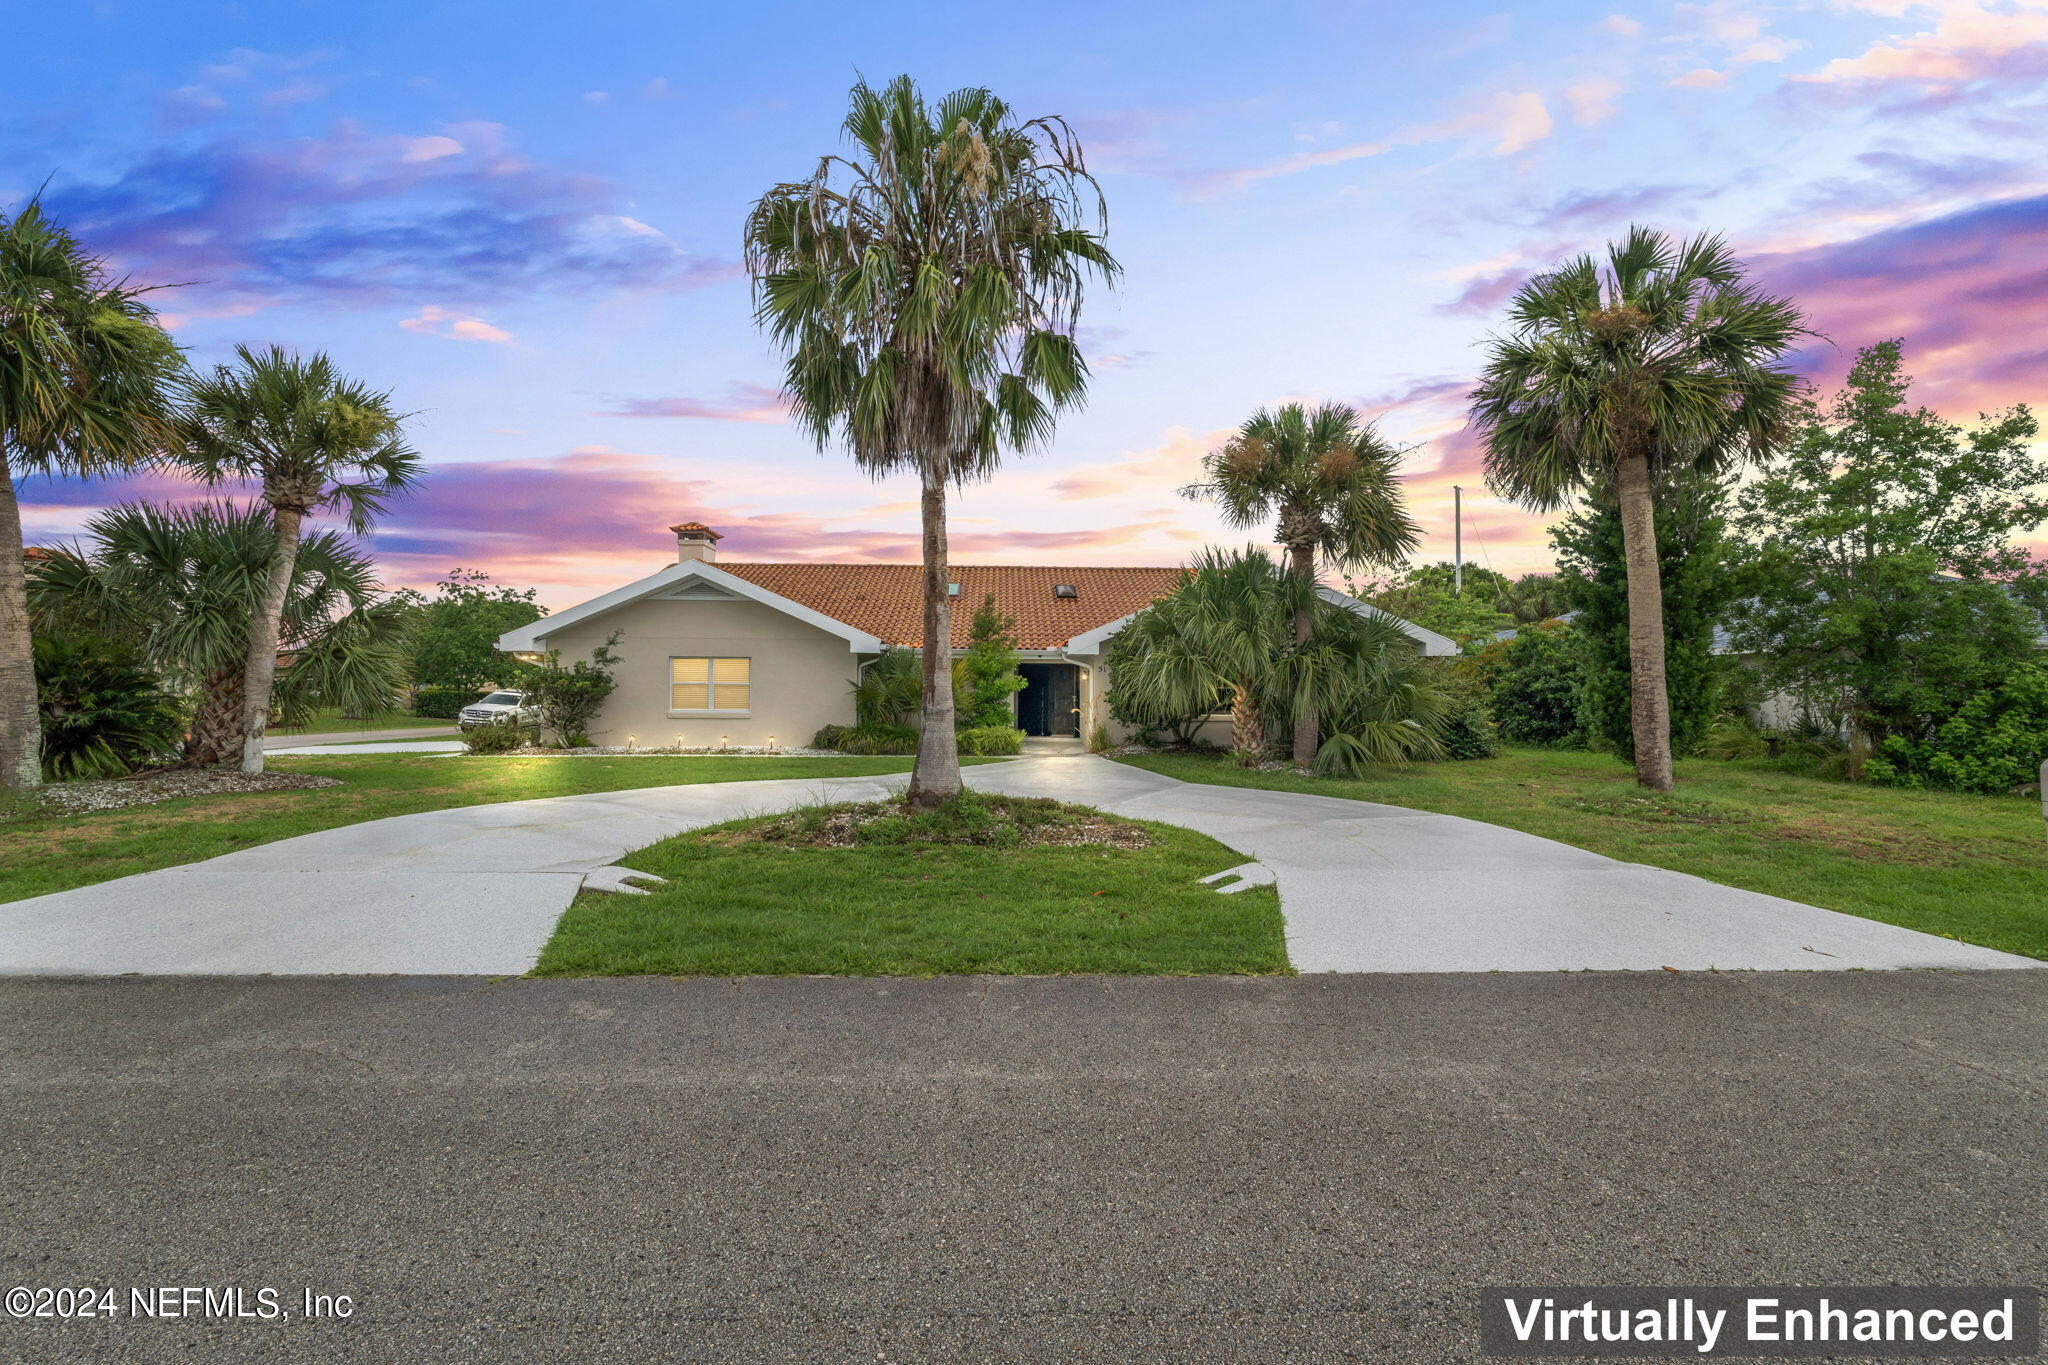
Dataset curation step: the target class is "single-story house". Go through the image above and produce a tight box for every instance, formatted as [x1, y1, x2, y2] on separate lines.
[496, 521, 1455, 747]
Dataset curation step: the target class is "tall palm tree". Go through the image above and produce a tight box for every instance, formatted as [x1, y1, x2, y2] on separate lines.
[1470, 227, 1805, 791]
[181, 345, 418, 773]
[0, 201, 185, 789]
[745, 76, 1118, 807]
[1183, 403, 1419, 766]
[28, 501, 408, 763]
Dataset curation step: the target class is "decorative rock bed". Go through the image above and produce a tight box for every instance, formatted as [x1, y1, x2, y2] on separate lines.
[24, 768, 343, 817]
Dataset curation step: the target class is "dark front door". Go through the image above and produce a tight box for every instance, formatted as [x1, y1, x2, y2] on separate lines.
[1016, 664, 1081, 736]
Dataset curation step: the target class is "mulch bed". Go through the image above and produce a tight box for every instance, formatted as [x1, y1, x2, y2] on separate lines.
[24, 768, 342, 817]
[703, 795, 1156, 851]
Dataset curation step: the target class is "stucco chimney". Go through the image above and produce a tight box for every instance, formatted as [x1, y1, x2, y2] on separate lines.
[670, 521, 722, 564]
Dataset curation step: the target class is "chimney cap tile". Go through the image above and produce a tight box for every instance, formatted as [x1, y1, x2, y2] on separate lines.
[669, 521, 723, 540]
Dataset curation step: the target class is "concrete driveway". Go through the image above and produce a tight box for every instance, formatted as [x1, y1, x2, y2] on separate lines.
[1, 756, 2035, 974]
[7, 971, 2045, 1361]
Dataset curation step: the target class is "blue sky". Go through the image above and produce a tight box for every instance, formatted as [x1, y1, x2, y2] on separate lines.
[9, 0, 2045, 605]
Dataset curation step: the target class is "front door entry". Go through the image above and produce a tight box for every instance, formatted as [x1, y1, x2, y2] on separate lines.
[1015, 664, 1081, 736]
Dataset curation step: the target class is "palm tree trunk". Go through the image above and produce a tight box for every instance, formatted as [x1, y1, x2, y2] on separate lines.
[0, 451, 43, 790]
[1614, 449, 1675, 792]
[1287, 540, 1317, 767]
[237, 505, 303, 776]
[906, 466, 961, 808]
[1229, 683, 1266, 763]
[189, 668, 244, 766]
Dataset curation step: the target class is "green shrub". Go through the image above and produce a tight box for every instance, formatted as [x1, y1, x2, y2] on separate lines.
[519, 635, 621, 747]
[1428, 670, 1503, 760]
[413, 685, 479, 718]
[957, 725, 1025, 756]
[1486, 623, 1583, 746]
[821, 724, 919, 755]
[1866, 663, 2048, 794]
[462, 719, 527, 754]
[34, 634, 186, 781]
[852, 648, 921, 727]
[1703, 716, 1768, 760]
[809, 723, 850, 750]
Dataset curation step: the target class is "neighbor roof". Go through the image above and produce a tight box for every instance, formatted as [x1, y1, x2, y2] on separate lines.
[715, 563, 1185, 649]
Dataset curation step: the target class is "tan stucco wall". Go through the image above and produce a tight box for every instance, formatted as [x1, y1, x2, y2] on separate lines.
[538, 595, 860, 747]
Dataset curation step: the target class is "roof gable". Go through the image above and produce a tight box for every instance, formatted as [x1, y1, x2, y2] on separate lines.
[715, 563, 1186, 649]
[502, 559, 1456, 657]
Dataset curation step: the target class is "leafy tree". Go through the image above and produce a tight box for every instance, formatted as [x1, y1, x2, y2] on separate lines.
[182, 345, 419, 774]
[1183, 402, 1419, 765]
[745, 76, 1117, 807]
[518, 635, 622, 748]
[1, 201, 186, 789]
[1357, 562, 1513, 647]
[28, 502, 406, 764]
[1554, 471, 1735, 760]
[395, 568, 545, 693]
[33, 633, 184, 780]
[1725, 340, 2048, 768]
[1108, 549, 1442, 772]
[1471, 226, 1806, 791]
[954, 595, 1026, 730]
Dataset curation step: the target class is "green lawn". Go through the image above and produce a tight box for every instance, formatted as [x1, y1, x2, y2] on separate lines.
[534, 810, 1287, 977]
[0, 755, 965, 903]
[269, 706, 454, 735]
[1117, 747, 2048, 960]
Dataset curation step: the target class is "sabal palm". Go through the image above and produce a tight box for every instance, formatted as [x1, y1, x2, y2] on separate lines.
[0, 201, 185, 788]
[1470, 226, 1805, 791]
[745, 76, 1117, 806]
[1184, 402, 1419, 765]
[1109, 549, 1438, 769]
[182, 345, 418, 773]
[28, 501, 407, 763]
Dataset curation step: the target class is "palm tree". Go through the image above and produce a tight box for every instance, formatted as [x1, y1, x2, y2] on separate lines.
[181, 345, 418, 773]
[1470, 227, 1805, 791]
[1108, 549, 1440, 770]
[28, 501, 408, 763]
[1499, 573, 1570, 624]
[745, 76, 1118, 807]
[0, 201, 185, 788]
[1183, 403, 1419, 766]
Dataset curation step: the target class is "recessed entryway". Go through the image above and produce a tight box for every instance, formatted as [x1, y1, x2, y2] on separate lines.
[1015, 663, 1081, 736]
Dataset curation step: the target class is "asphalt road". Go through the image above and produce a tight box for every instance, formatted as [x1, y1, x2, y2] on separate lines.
[4, 971, 2044, 1363]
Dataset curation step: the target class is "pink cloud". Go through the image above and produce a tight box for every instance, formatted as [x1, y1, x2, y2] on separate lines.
[399, 305, 512, 343]
[596, 384, 789, 423]
[1753, 191, 2048, 412]
[1795, 0, 2048, 102]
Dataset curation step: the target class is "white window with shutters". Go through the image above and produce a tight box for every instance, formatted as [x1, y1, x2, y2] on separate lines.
[669, 656, 751, 714]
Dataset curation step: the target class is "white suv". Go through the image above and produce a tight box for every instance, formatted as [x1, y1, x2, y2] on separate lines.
[457, 690, 535, 731]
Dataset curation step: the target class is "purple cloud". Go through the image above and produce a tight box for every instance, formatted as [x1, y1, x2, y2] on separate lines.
[33, 120, 732, 317]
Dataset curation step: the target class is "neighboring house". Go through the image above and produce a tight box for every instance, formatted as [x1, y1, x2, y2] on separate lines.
[496, 521, 1455, 747]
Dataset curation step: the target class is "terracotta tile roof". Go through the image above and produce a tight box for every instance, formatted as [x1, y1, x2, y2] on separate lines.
[715, 563, 1187, 650]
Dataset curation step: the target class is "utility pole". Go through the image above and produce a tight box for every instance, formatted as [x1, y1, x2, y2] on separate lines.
[1452, 485, 1463, 594]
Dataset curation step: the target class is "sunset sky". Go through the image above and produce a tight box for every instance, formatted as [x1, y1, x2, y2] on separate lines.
[9, 0, 2047, 610]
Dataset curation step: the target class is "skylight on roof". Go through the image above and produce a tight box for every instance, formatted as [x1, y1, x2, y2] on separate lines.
[1054, 584, 1078, 598]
